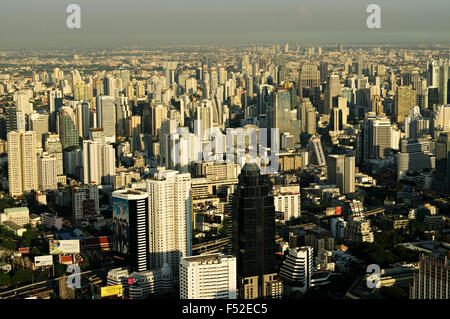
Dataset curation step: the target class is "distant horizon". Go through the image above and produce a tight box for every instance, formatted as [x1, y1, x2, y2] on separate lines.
[1, 0, 449, 50]
[1, 41, 450, 52]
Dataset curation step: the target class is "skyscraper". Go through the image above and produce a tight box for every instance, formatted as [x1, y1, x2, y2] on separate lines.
[232, 163, 280, 298]
[145, 169, 192, 279]
[324, 74, 341, 115]
[96, 95, 116, 143]
[327, 154, 355, 194]
[75, 102, 90, 139]
[29, 113, 49, 149]
[112, 189, 150, 273]
[37, 152, 57, 191]
[150, 103, 168, 137]
[435, 133, 450, 194]
[410, 254, 450, 299]
[307, 136, 326, 166]
[395, 86, 417, 123]
[360, 113, 392, 163]
[58, 107, 79, 149]
[272, 90, 301, 146]
[82, 140, 115, 185]
[298, 63, 320, 103]
[300, 98, 316, 135]
[7, 131, 38, 197]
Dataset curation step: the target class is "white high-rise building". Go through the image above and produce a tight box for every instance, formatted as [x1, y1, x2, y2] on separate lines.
[44, 133, 63, 176]
[273, 185, 301, 222]
[7, 131, 38, 197]
[307, 136, 326, 166]
[14, 91, 33, 115]
[179, 254, 237, 299]
[195, 100, 214, 139]
[279, 247, 314, 293]
[145, 168, 192, 279]
[96, 96, 116, 143]
[37, 152, 57, 191]
[83, 140, 115, 185]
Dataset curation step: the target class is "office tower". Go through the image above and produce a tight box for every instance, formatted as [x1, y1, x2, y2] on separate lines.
[395, 86, 417, 123]
[185, 77, 197, 95]
[72, 184, 100, 224]
[360, 113, 392, 162]
[4, 106, 18, 136]
[404, 106, 430, 139]
[427, 59, 439, 87]
[128, 115, 142, 152]
[210, 67, 218, 94]
[37, 152, 57, 191]
[145, 169, 192, 279]
[324, 74, 341, 115]
[159, 119, 178, 167]
[96, 96, 116, 143]
[273, 185, 301, 222]
[371, 95, 383, 115]
[48, 89, 63, 132]
[195, 100, 214, 139]
[330, 101, 348, 132]
[345, 213, 374, 243]
[44, 133, 64, 176]
[279, 247, 314, 292]
[112, 189, 150, 273]
[438, 59, 449, 105]
[258, 84, 274, 116]
[410, 254, 450, 299]
[272, 90, 301, 145]
[73, 82, 91, 101]
[434, 105, 450, 133]
[298, 63, 320, 103]
[75, 102, 90, 139]
[120, 70, 131, 88]
[307, 136, 326, 166]
[7, 131, 38, 197]
[116, 95, 131, 137]
[150, 103, 168, 137]
[320, 61, 329, 83]
[397, 138, 434, 181]
[29, 113, 49, 148]
[327, 154, 355, 194]
[232, 163, 279, 299]
[14, 91, 33, 115]
[330, 217, 347, 240]
[83, 140, 116, 185]
[179, 254, 237, 299]
[435, 134, 450, 194]
[58, 107, 79, 149]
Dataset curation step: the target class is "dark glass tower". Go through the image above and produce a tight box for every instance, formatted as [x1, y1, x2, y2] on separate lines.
[232, 163, 276, 296]
[112, 189, 149, 273]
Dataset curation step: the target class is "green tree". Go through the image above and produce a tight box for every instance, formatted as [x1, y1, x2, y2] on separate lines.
[2, 238, 16, 250]
[0, 271, 11, 287]
[11, 270, 27, 285]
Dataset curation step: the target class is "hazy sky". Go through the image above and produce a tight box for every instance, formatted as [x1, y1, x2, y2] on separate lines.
[1, 0, 449, 49]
